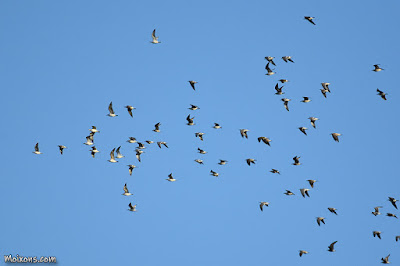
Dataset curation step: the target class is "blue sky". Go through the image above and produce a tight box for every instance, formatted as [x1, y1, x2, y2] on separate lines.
[0, 0, 399, 265]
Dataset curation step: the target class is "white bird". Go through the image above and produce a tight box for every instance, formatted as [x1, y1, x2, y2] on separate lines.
[108, 148, 118, 163]
[331, 133, 342, 142]
[240, 129, 249, 138]
[151, 29, 161, 44]
[122, 183, 133, 196]
[300, 188, 310, 198]
[89, 126, 100, 133]
[128, 203, 137, 212]
[116, 146, 124, 158]
[127, 165, 136, 176]
[166, 173, 176, 182]
[58, 145, 67, 155]
[125, 105, 135, 117]
[33, 143, 42, 154]
[83, 136, 94, 146]
[90, 146, 99, 158]
[107, 102, 117, 117]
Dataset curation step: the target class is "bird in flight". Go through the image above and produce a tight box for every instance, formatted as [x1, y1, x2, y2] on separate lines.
[377, 89, 387, 100]
[265, 56, 276, 66]
[293, 156, 301, 166]
[259, 201, 269, 211]
[210, 170, 219, 177]
[122, 183, 133, 196]
[240, 129, 249, 139]
[270, 169, 280, 175]
[116, 146, 124, 159]
[218, 160, 228, 165]
[90, 146, 99, 158]
[388, 197, 398, 209]
[189, 104, 200, 110]
[282, 98, 291, 111]
[386, 213, 398, 218]
[321, 83, 331, 93]
[372, 206, 383, 216]
[282, 56, 294, 63]
[213, 123, 222, 129]
[107, 102, 117, 117]
[373, 231, 382, 239]
[265, 62, 275, 75]
[307, 179, 317, 188]
[274, 83, 284, 95]
[300, 188, 310, 198]
[166, 173, 176, 182]
[127, 165, 136, 176]
[327, 241, 337, 252]
[246, 158, 256, 166]
[194, 159, 204, 164]
[304, 16, 316, 25]
[198, 148, 207, 154]
[108, 148, 118, 163]
[331, 133, 342, 142]
[89, 126, 100, 133]
[299, 127, 308, 136]
[127, 137, 137, 143]
[157, 141, 168, 148]
[188, 80, 198, 90]
[308, 117, 319, 128]
[381, 254, 390, 264]
[125, 105, 135, 117]
[186, 114, 195, 126]
[301, 97, 311, 103]
[33, 143, 42, 155]
[299, 250, 309, 257]
[321, 88, 329, 98]
[372, 64, 384, 72]
[279, 79, 289, 83]
[328, 207, 338, 215]
[57, 145, 66, 155]
[153, 122, 161, 133]
[195, 132, 205, 141]
[284, 190, 295, 196]
[316, 217, 325, 226]
[128, 203, 137, 212]
[258, 137, 271, 146]
[151, 29, 161, 44]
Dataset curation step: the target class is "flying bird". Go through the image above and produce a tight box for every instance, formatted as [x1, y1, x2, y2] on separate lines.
[108, 148, 118, 163]
[299, 250, 309, 257]
[372, 206, 383, 216]
[381, 254, 390, 264]
[116, 146, 124, 158]
[281, 98, 291, 111]
[316, 217, 325, 226]
[265, 62, 275, 75]
[300, 188, 310, 198]
[128, 203, 137, 212]
[58, 145, 67, 155]
[299, 127, 308, 135]
[188, 80, 198, 90]
[135, 149, 143, 162]
[107, 102, 117, 117]
[157, 141, 168, 148]
[270, 169, 280, 175]
[328, 207, 338, 215]
[213, 123, 222, 129]
[145, 140, 154, 144]
[33, 143, 42, 155]
[279, 79, 289, 83]
[189, 104, 200, 110]
[210, 170, 219, 177]
[304, 16, 316, 25]
[90, 146, 99, 158]
[282, 56, 294, 63]
[258, 137, 271, 146]
[195, 132, 205, 141]
[301, 97, 311, 103]
[166, 173, 176, 182]
[373, 231, 382, 239]
[331, 133, 342, 142]
[246, 158, 256, 166]
[396, 236, 400, 242]
[386, 213, 398, 218]
[284, 190, 295, 196]
[307, 179, 317, 188]
[259, 202, 269, 211]
[137, 142, 146, 150]
[293, 156, 301, 166]
[89, 126, 100, 133]
[127, 165, 136, 176]
[373, 64, 384, 72]
[321, 88, 329, 98]
[308, 117, 319, 128]
[240, 129, 249, 138]
[122, 183, 133, 196]
[194, 159, 204, 164]
[125, 105, 135, 117]
[151, 29, 161, 44]
[327, 241, 337, 252]
[274, 83, 284, 95]
[127, 137, 137, 143]
[321, 83, 331, 93]
[198, 148, 207, 154]
[377, 89, 387, 100]
[265, 56, 276, 66]
[83, 136, 94, 146]
[186, 114, 195, 125]
[218, 160, 228, 165]
[388, 197, 398, 209]
[153, 122, 161, 133]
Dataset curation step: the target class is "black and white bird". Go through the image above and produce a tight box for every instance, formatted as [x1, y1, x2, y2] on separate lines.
[186, 114, 195, 126]
[265, 62, 276, 75]
[279, 79, 289, 83]
[299, 127, 308, 135]
[122, 183, 133, 196]
[166, 173, 176, 182]
[90, 146, 99, 158]
[135, 149, 143, 162]
[284, 190, 295, 196]
[265, 56, 276, 66]
[153, 122, 161, 133]
[373, 64, 384, 72]
[386, 213, 398, 218]
[116, 146, 124, 159]
[213, 123, 222, 129]
[195, 132, 205, 141]
[90, 126, 100, 133]
[157, 141, 168, 148]
[125, 105, 135, 117]
[188, 80, 198, 90]
[308, 117, 319, 128]
[108, 148, 118, 163]
[189, 104, 200, 110]
[321, 88, 329, 98]
[372, 206, 383, 216]
[210, 170, 219, 177]
[151, 29, 161, 44]
[293, 156, 301, 166]
[388, 197, 398, 209]
[381, 254, 390, 264]
[33, 143, 42, 155]
[282, 98, 291, 111]
[321, 83, 331, 93]
[128, 203, 137, 212]
[198, 148, 207, 154]
[327, 241, 337, 252]
[83, 136, 94, 146]
[127, 137, 137, 144]
[274, 83, 284, 95]
[58, 145, 67, 155]
[107, 102, 117, 117]
[282, 56, 294, 63]
[218, 160, 228, 165]
[127, 165, 136, 176]
[145, 140, 154, 145]
[304, 16, 316, 25]
[377, 89, 387, 100]
[194, 159, 204, 164]
[301, 97, 311, 103]
[259, 202, 269, 211]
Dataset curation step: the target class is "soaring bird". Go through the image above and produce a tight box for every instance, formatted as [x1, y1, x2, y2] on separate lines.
[145, 140, 154, 144]
[108, 148, 118, 163]
[386, 213, 398, 218]
[373, 231, 382, 239]
[166, 173, 176, 182]
[265, 62, 275, 75]
[373, 64, 384, 72]
[265, 56, 276, 66]
[189, 104, 200, 110]
[195, 132, 205, 141]
[127, 137, 137, 143]
[388, 197, 398, 209]
[258, 137, 271, 146]
[83, 136, 93, 146]
[377, 89, 387, 100]
[125, 105, 135, 117]
[90, 146, 99, 158]
[328, 241, 337, 252]
[308, 117, 319, 128]
[328, 207, 338, 215]
[316, 217, 325, 226]
[270, 169, 280, 175]
[282, 56, 294, 63]
[188, 80, 198, 90]
[186, 114, 195, 125]
[122, 183, 133, 196]
[299, 250, 309, 257]
[198, 148, 207, 154]
[259, 202, 269, 211]
[284, 190, 295, 196]
[210, 170, 219, 177]
[372, 206, 383, 216]
[246, 158, 256, 166]
[307, 179, 317, 188]
[274, 83, 284, 95]
[240, 129, 249, 138]
[293, 156, 301, 166]
[300, 188, 310, 198]
[90, 126, 100, 133]
[107, 102, 117, 117]
[213, 123, 222, 129]
[194, 159, 204, 164]
[128, 203, 137, 212]
[282, 98, 291, 111]
[218, 160, 228, 165]
[153, 122, 161, 133]
[304, 16, 316, 25]
[33, 143, 42, 155]
[157, 141, 168, 148]
[321, 83, 331, 93]
[381, 254, 390, 264]
[151, 29, 161, 44]
[137, 142, 146, 150]
[135, 149, 143, 162]
[279, 79, 289, 83]
[58, 145, 67, 155]
[127, 165, 136, 176]
[299, 127, 308, 135]
[301, 97, 311, 103]
[116, 146, 124, 158]
[331, 133, 342, 142]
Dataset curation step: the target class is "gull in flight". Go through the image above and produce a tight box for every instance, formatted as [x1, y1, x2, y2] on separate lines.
[83, 136, 94, 146]
[195, 132, 205, 141]
[274, 83, 284, 95]
[328, 208, 338, 215]
[258, 137, 271, 146]
[213, 123, 222, 129]
[145, 140, 154, 144]
[293, 156, 301, 166]
[372, 206, 383, 216]
[308, 117, 319, 128]
[388, 197, 398, 209]
[265, 62, 275, 75]
[210, 170, 219, 177]
[127, 137, 137, 143]
[299, 127, 308, 135]
[386, 213, 398, 218]
[265, 56, 276, 66]
[299, 250, 309, 257]
[218, 160, 228, 165]
[304, 16, 316, 25]
[373, 231, 382, 239]
[270, 169, 280, 174]
[189, 104, 200, 110]
[125, 105, 135, 117]
[151, 29, 161, 44]
[300, 188, 310, 198]
[321, 88, 329, 98]
[198, 148, 207, 154]
[33, 143, 42, 155]
[166, 173, 176, 182]
[377, 89, 388, 100]
[373, 64, 384, 72]
[301, 97, 311, 103]
[137, 142, 146, 150]
[90, 146, 99, 158]
[135, 149, 143, 162]
[316, 217, 325, 226]
[90, 126, 100, 133]
[107, 102, 117, 117]
[246, 158, 256, 166]
[128, 203, 137, 212]
[281, 98, 291, 111]
[157, 141, 168, 148]
[259, 202, 269, 211]
[279, 79, 289, 83]
[381, 254, 390, 264]
[116, 146, 124, 158]
[307, 179, 317, 188]
[240, 129, 249, 138]
[284, 190, 295, 196]
[188, 80, 198, 90]
[186, 114, 195, 126]
[282, 56, 294, 63]
[108, 148, 118, 163]
[122, 183, 133, 196]
[127, 165, 136, 176]
[321, 83, 331, 93]
[327, 241, 337, 252]
[58, 145, 67, 155]
[153, 122, 161, 133]
[194, 159, 204, 164]
[331, 133, 342, 142]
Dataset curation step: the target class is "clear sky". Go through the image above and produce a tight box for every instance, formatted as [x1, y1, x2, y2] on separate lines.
[0, 0, 399, 265]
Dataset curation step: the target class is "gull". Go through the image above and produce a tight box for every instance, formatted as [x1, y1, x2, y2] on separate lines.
[299, 250, 309, 257]
[125, 105, 135, 117]
[331, 133, 342, 142]
[166, 173, 176, 182]
[396, 236, 400, 242]
[137, 142, 146, 149]
[188, 80, 198, 90]
[279, 79, 289, 83]
[270, 169, 280, 174]
[194, 159, 204, 164]
[284, 190, 295, 196]
[373, 64, 384, 72]
[265, 62, 275, 75]
[281, 98, 290, 111]
[122, 183, 133, 196]
[240, 129, 249, 138]
[157, 141, 168, 148]
[386, 213, 398, 218]
[116, 146, 124, 158]
[377, 89, 388, 100]
[304, 16, 316, 25]
[299, 127, 308, 135]
[127, 137, 137, 143]
[328, 241, 337, 252]
[195, 132, 205, 141]
[381, 254, 390, 264]
[90, 146, 99, 158]
[218, 160, 227, 165]
[128, 203, 137, 212]
[265, 56, 276, 66]
[213, 123, 222, 129]
[307, 179, 317, 188]
[88, 132, 95, 141]
[186, 114, 195, 126]
[322, 83, 331, 93]
[145, 140, 154, 144]
[108, 148, 118, 163]
[275, 83, 284, 95]
[33, 143, 42, 154]
[373, 231, 382, 239]
[189, 104, 200, 110]
[198, 148, 207, 154]
[328, 207, 338, 215]
[246, 158, 256, 166]
[301, 97, 311, 103]
[135, 149, 142, 162]
[90, 126, 100, 133]
[107, 102, 117, 117]
[308, 117, 319, 128]
[293, 156, 301, 165]
[300, 188, 310, 198]
[258, 137, 271, 146]
[321, 88, 329, 98]
[153, 122, 161, 133]
[151, 29, 161, 44]
[388, 197, 398, 209]
[259, 202, 269, 211]
[127, 165, 136, 176]
[316, 217, 325, 226]
[210, 170, 219, 177]
[372, 206, 383, 216]
[58, 145, 67, 155]
[83, 136, 94, 146]
[282, 56, 294, 63]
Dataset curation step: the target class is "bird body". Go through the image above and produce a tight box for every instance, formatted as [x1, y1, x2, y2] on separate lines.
[300, 188, 310, 198]
[188, 80, 198, 90]
[151, 29, 161, 44]
[107, 102, 117, 117]
[304, 16, 315, 25]
[122, 183, 133, 196]
[166, 173, 176, 182]
[331, 133, 342, 142]
[108, 148, 118, 163]
[58, 145, 66, 155]
[240, 129, 249, 138]
[259, 201, 269, 211]
[328, 241, 337, 252]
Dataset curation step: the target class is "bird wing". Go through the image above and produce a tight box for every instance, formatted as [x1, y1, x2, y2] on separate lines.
[108, 102, 114, 114]
[35, 143, 39, 151]
[110, 148, 115, 160]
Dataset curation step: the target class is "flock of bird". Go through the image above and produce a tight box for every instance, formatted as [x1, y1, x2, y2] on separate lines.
[31, 16, 397, 263]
